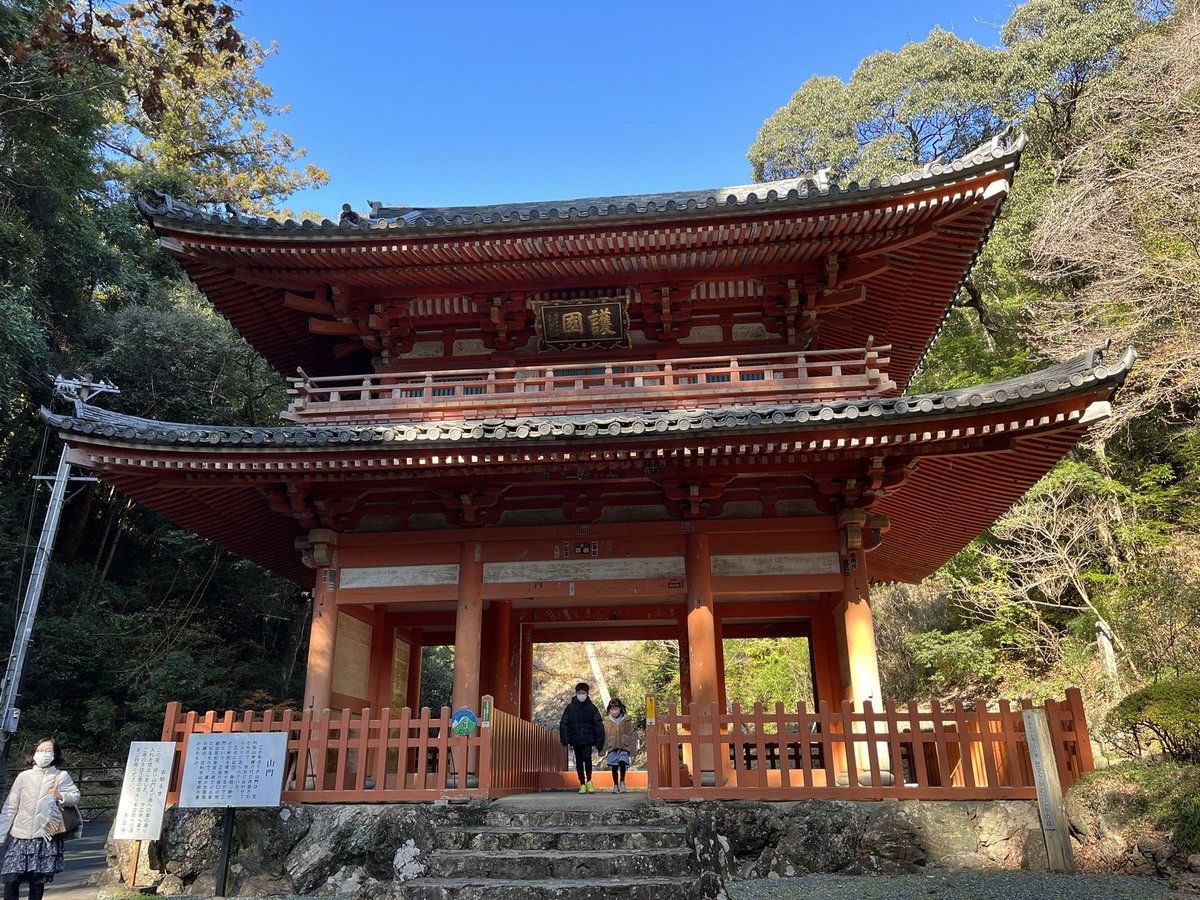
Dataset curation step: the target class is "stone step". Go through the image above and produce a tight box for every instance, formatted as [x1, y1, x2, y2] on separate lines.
[479, 808, 686, 829]
[433, 823, 690, 851]
[400, 875, 700, 900]
[424, 847, 694, 880]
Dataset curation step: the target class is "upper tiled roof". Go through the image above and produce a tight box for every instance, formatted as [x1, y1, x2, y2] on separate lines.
[44, 341, 1130, 451]
[136, 131, 1025, 236]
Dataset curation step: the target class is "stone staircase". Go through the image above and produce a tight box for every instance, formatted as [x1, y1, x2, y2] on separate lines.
[402, 801, 703, 899]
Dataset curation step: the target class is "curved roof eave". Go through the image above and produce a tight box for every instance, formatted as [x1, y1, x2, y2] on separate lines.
[41, 341, 1132, 588]
[137, 131, 1026, 240]
[44, 342, 1131, 453]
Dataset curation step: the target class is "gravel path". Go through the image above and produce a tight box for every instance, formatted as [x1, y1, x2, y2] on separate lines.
[725, 870, 1189, 899]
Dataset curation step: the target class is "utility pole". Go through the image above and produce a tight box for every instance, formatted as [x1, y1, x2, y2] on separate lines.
[0, 376, 117, 791]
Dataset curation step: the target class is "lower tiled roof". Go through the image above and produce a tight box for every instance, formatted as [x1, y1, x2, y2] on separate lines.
[44, 345, 1132, 450]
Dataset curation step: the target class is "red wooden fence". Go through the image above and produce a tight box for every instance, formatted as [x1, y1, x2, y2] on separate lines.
[161, 690, 1092, 803]
[488, 708, 568, 797]
[644, 689, 1093, 801]
[160, 700, 495, 802]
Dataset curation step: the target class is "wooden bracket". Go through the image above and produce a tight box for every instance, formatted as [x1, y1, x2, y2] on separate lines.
[660, 479, 728, 519]
[438, 487, 504, 525]
[638, 283, 693, 340]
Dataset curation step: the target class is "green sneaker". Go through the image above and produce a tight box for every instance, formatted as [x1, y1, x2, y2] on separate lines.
[578, 783, 588, 794]
[585, 781, 595, 793]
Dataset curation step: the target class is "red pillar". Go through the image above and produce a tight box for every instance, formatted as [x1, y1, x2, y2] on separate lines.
[489, 599, 514, 712]
[685, 532, 722, 782]
[714, 610, 727, 712]
[519, 622, 534, 720]
[367, 606, 392, 711]
[678, 620, 692, 710]
[303, 574, 337, 712]
[810, 602, 842, 707]
[406, 630, 423, 710]
[450, 542, 484, 714]
[685, 533, 718, 711]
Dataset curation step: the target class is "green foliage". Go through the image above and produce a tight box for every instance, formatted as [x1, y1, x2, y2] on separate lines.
[0, 1, 316, 758]
[418, 646, 454, 713]
[1002, 0, 1158, 156]
[722, 639, 814, 709]
[749, 29, 1011, 183]
[1107, 677, 1200, 763]
[98, 6, 330, 209]
[1074, 759, 1200, 854]
[91, 286, 286, 424]
[901, 628, 999, 698]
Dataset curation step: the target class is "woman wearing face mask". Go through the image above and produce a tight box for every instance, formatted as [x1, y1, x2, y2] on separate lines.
[0, 738, 80, 900]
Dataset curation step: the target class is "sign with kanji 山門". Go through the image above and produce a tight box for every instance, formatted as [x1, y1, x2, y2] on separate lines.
[112, 741, 176, 840]
[178, 732, 288, 809]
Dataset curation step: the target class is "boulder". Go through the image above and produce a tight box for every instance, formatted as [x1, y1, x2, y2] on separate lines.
[754, 800, 866, 875]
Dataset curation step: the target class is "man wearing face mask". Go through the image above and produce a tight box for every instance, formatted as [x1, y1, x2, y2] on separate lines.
[0, 738, 80, 900]
[558, 682, 604, 793]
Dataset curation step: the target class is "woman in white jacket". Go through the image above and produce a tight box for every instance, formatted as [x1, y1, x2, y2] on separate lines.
[0, 739, 79, 900]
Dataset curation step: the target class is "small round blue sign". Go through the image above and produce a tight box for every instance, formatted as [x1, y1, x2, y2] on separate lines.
[450, 707, 477, 736]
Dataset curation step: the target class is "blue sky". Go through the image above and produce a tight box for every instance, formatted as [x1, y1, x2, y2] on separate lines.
[237, 1, 1017, 217]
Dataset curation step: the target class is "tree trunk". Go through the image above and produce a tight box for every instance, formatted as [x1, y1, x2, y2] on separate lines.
[94, 497, 132, 591]
[1095, 617, 1120, 685]
[584, 642, 611, 708]
[279, 590, 311, 699]
[54, 481, 95, 564]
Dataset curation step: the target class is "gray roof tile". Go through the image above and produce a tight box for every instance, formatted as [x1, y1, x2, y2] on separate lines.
[136, 131, 1026, 236]
[44, 341, 1132, 451]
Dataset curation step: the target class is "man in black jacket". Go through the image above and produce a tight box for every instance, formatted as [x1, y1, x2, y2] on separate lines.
[558, 681, 604, 793]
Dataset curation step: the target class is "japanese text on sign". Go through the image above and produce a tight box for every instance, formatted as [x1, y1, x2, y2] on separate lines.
[178, 732, 288, 809]
[532, 297, 630, 351]
[112, 741, 176, 840]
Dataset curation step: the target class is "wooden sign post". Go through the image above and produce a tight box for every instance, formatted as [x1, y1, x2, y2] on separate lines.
[113, 741, 176, 889]
[1022, 708, 1075, 873]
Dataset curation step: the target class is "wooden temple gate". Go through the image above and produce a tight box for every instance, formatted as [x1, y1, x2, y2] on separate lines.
[48, 132, 1122, 805]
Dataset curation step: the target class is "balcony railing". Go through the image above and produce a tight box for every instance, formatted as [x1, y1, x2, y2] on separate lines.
[284, 345, 893, 425]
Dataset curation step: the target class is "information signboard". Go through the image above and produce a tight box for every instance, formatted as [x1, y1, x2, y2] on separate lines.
[178, 732, 288, 809]
[112, 741, 176, 840]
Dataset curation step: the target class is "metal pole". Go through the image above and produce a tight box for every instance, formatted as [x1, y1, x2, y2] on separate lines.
[215, 807, 236, 897]
[0, 445, 72, 788]
[0, 375, 118, 793]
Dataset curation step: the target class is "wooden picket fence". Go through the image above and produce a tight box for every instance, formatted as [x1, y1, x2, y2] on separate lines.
[644, 689, 1093, 801]
[163, 700, 488, 802]
[162, 690, 1091, 803]
[161, 697, 568, 802]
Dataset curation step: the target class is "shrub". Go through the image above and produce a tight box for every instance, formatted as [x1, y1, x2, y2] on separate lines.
[1106, 676, 1200, 763]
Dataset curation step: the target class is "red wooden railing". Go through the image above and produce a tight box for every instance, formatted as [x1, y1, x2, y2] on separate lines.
[160, 700, 495, 802]
[283, 345, 894, 424]
[644, 689, 1093, 801]
[161, 690, 1092, 803]
[488, 708, 568, 797]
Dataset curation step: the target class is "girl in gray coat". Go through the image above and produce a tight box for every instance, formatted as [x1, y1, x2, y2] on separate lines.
[0, 738, 80, 900]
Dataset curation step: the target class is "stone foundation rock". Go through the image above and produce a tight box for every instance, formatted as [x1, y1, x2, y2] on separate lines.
[104, 797, 1071, 898]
